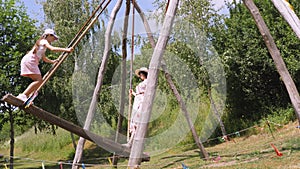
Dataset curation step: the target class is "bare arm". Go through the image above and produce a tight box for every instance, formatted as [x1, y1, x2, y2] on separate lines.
[44, 43, 73, 53]
[42, 54, 57, 64]
[129, 89, 136, 96]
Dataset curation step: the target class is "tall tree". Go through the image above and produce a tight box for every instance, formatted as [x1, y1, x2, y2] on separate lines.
[177, 0, 229, 137]
[0, 0, 37, 167]
[112, 0, 131, 166]
[0, 0, 37, 110]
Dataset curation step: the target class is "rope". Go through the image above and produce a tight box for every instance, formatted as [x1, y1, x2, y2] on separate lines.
[127, 0, 136, 141]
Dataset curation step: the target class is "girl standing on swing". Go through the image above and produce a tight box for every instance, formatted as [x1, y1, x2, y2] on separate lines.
[17, 29, 73, 101]
[125, 67, 148, 148]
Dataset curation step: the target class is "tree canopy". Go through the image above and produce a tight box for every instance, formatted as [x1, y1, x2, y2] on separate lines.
[212, 0, 300, 129]
[0, 0, 38, 137]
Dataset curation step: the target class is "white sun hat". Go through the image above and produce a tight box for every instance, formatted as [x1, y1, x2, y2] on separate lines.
[42, 28, 59, 39]
[135, 67, 148, 77]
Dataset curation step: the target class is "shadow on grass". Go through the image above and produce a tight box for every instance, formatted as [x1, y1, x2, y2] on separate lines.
[158, 143, 300, 169]
[159, 150, 204, 168]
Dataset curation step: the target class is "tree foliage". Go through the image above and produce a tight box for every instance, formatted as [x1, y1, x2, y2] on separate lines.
[37, 0, 95, 124]
[0, 0, 38, 138]
[211, 0, 300, 129]
[153, 0, 300, 133]
[40, 0, 122, 129]
[38, 0, 99, 124]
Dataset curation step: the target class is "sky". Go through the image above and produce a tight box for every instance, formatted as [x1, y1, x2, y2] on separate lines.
[23, 0, 232, 26]
[22, 0, 232, 56]
[22, 1, 159, 25]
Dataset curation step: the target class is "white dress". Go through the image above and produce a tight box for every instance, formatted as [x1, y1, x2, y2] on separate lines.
[130, 79, 148, 132]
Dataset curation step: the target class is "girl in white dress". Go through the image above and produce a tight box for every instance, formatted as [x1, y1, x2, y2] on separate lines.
[126, 67, 148, 148]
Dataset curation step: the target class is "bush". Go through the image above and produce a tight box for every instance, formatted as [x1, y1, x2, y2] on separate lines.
[259, 105, 296, 131]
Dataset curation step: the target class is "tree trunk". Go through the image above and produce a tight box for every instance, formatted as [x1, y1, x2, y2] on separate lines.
[112, 0, 131, 167]
[72, 1, 123, 168]
[133, 1, 209, 159]
[270, 0, 300, 39]
[9, 110, 14, 169]
[128, 0, 179, 167]
[243, 0, 300, 124]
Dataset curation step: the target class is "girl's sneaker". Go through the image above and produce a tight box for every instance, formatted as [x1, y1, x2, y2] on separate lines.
[17, 94, 28, 102]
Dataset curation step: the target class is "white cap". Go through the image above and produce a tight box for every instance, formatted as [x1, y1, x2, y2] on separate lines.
[42, 28, 59, 39]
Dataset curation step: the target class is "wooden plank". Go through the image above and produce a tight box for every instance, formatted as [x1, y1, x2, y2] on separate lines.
[1, 94, 150, 161]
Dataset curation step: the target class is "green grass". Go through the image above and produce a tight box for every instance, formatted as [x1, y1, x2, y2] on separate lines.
[0, 128, 76, 169]
[115, 121, 299, 169]
[1, 121, 300, 168]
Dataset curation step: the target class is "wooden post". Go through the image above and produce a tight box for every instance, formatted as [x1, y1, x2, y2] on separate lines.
[270, 0, 300, 39]
[243, 0, 300, 124]
[112, 0, 131, 167]
[133, 1, 209, 159]
[9, 109, 14, 169]
[72, 0, 124, 168]
[128, 0, 179, 167]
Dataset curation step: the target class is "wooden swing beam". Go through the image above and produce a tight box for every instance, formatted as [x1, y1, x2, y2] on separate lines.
[1, 94, 150, 161]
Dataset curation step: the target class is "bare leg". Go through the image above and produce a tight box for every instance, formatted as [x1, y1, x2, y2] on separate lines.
[127, 126, 137, 147]
[22, 74, 42, 97]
